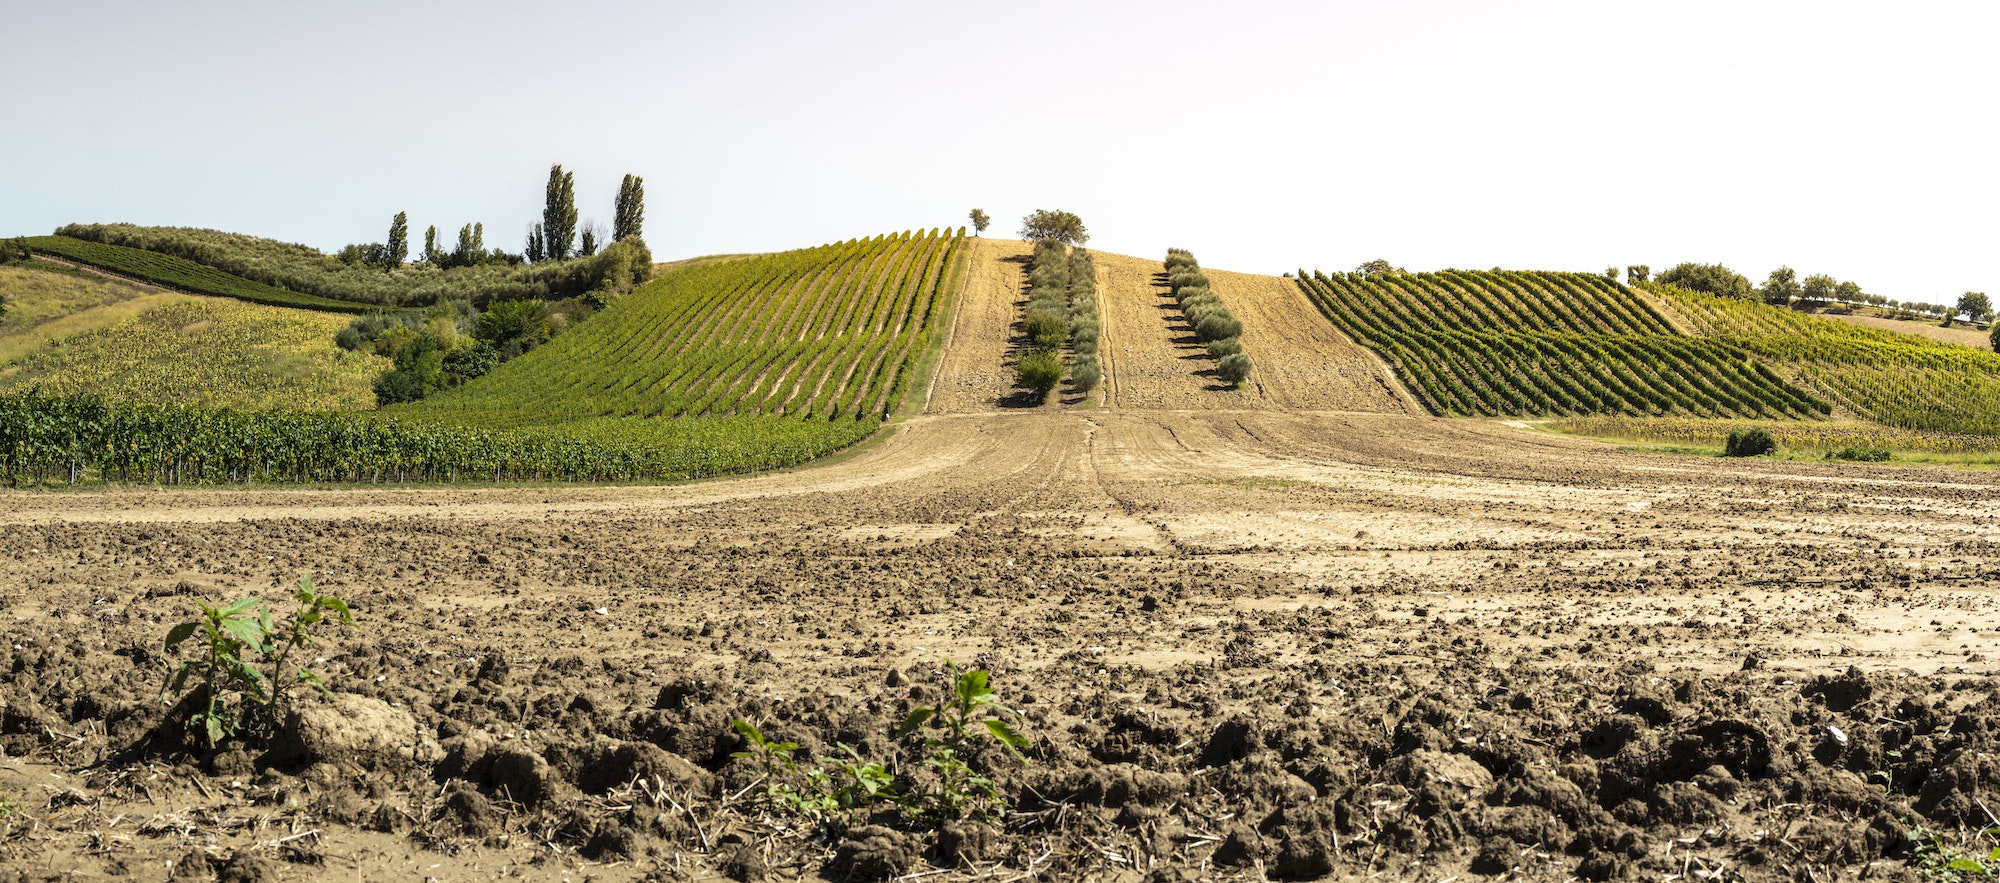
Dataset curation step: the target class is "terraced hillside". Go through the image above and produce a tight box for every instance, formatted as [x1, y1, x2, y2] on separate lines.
[1296, 269, 1830, 419]
[405, 228, 964, 427]
[1644, 281, 2000, 435]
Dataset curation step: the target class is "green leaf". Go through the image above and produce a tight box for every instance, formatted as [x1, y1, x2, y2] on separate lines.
[985, 719, 1029, 760]
[1988, 846, 2000, 862]
[163, 622, 198, 651]
[895, 707, 935, 738]
[1947, 857, 1985, 873]
[221, 618, 268, 651]
[204, 716, 225, 748]
[319, 597, 355, 624]
[732, 719, 764, 746]
[219, 597, 261, 617]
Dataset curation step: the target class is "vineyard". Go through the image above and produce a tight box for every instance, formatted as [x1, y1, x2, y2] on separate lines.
[1295, 269, 1830, 419]
[1641, 281, 2000, 436]
[402, 228, 965, 428]
[0, 392, 871, 486]
[0, 298, 384, 411]
[19, 237, 375, 314]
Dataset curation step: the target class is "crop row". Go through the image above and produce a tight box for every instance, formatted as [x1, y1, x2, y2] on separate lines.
[0, 392, 874, 486]
[19, 237, 375, 314]
[1550, 416, 2000, 454]
[1163, 250, 1251, 385]
[1297, 271, 1826, 418]
[405, 229, 965, 427]
[1638, 281, 2000, 435]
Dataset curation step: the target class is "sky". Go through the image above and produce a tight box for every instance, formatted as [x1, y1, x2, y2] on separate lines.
[4, 1, 1996, 303]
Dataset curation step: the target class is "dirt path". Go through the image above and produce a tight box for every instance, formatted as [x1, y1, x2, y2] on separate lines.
[923, 238, 1030, 413]
[1203, 267, 1414, 413]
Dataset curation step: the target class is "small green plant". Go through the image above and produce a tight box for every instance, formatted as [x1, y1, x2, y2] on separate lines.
[1829, 445, 1892, 462]
[1908, 822, 2000, 882]
[730, 720, 901, 819]
[0, 794, 26, 820]
[895, 661, 1029, 821]
[1724, 427, 1777, 457]
[161, 576, 355, 749]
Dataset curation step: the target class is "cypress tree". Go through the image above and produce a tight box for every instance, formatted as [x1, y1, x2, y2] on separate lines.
[580, 221, 599, 258]
[385, 211, 409, 270]
[525, 223, 547, 264]
[543, 164, 577, 261]
[613, 174, 644, 242]
[422, 225, 441, 265]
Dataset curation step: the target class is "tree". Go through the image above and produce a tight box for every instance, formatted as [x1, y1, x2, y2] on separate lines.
[448, 223, 486, 269]
[1015, 351, 1063, 401]
[525, 224, 547, 264]
[1627, 264, 1650, 283]
[1604, 266, 1619, 280]
[1838, 281, 1865, 305]
[542, 164, 577, 261]
[384, 211, 409, 270]
[1355, 259, 1401, 276]
[969, 208, 990, 236]
[1656, 263, 1752, 299]
[1760, 266, 1798, 307]
[1953, 291, 1993, 327]
[422, 225, 442, 265]
[1018, 209, 1087, 245]
[613, 174, 645, 242]
[1991, 321, 2000, 354]
[1799, 274, 1838, 308]
[579, 219, 603, 258]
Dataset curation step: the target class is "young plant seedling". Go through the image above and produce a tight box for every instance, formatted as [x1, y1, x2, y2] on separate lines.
[160, 576, 355, 749]
[895, 660, 1030, 821]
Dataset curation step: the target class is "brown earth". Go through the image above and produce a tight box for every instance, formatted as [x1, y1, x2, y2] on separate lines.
[0, 247, 1997, 882]
[1808, 309, 1994, 350]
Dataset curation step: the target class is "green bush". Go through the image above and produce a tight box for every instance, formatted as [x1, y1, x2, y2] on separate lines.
[1024, 311, 1067, 351]
[1216, 352, 1252, 386]
[1206, 337, 1243, 358]
[1016, 351, 1063, 400]
[1827, 446, 1890, 462]
[1724, 427, 1777, 457]
[1071, 359, 1101, 393]
[1196, 314, 1244, 342]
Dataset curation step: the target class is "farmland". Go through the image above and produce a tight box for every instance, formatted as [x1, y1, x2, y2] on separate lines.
[19, 236, 376, 313]
[1296, 269, 1830, 419]
[1642, 281, 2000, 435]
[0, 239, 1996, 883]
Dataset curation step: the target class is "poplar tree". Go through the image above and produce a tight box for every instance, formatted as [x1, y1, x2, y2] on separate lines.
[526, 223, 547, 264]
[613, 174, 645, 242]
[580, 220, 600, 257]
[543, 165, 577, 261]
[422, 225, 442, 265]
[385, 211, 409, 270]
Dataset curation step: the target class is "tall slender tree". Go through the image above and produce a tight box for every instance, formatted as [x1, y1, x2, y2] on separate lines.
[526, 223, 547, 264]
[422, 225, 442, 265]
[580, 219, 601, 257]
[613, 174, 645, 242]
[385, 211, 409, 270]
[543, 164, 578, 261]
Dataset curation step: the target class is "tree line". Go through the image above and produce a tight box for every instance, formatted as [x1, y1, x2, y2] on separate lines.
[1643, 262, 1991, 330]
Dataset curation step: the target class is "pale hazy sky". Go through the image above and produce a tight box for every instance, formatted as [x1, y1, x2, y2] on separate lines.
[5, 1, 1995, 302]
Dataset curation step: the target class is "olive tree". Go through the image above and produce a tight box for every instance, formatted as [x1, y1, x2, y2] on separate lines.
[1018, 209, 1087, 245]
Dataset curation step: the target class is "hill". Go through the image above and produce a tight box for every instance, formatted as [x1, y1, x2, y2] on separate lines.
[0, 263, 384, 410]
[1642, 281, 2000, 435]
[51, 223, 653, 309]
[20, 237, 375, 313]
[1295, 269, 1829, 419]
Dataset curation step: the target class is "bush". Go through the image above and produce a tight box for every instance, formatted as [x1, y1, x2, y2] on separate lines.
[1016, 351, 1064, 401]
[1216, 352, 1252, 386]
[1991, 321, 1999, 354]
[1723, 427, 1777, 457]
[1195, 314, 1244, 342]
[1658, 263, 1754, 300]
[1024, 311, 1066, 351]
[1206, 337, 1242, 358]
[1827, 446, 1890, 462]
[1070, 359, 1101, 393]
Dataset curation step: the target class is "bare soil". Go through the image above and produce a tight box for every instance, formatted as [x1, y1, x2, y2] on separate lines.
[1, 248, 1997, 883]
[1808, 309, 1993, 350]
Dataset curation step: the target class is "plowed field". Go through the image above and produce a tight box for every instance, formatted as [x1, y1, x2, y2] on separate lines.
[1, 246, 1995, 882]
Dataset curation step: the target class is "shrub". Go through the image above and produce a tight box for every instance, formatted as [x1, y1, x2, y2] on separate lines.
[1206, 337, 1243, 358]
[1071, 359, 1101, 393]
[1024, 311, 1066, 351]
[1827, 446, 1890, 462]
[1724, 427, 1777, 457]
[1196, 314, 1244, 342]
[1216, 352, 1252, 386]
[161, 577, 355, 748]
[1016, 351, 1063, 400]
